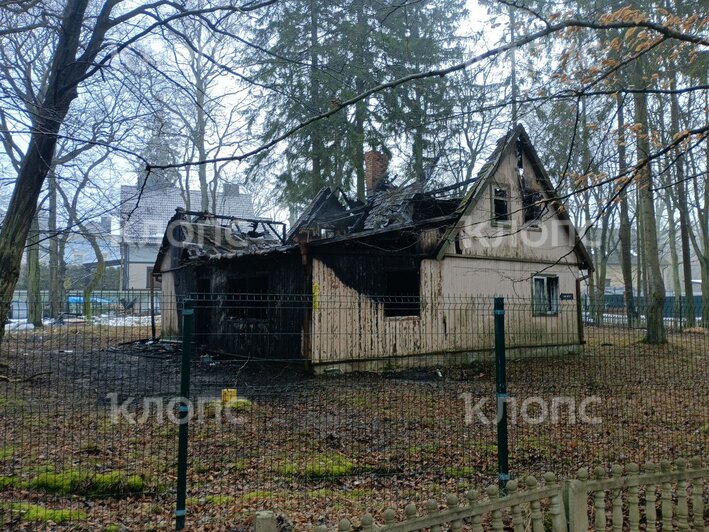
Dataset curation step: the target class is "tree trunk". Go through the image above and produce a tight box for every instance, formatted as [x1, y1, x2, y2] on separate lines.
[616, 95, 638, 326]
[508, 4, 518, 124]
[702, 257, 709, 327]
[633, 61, 666, 344]
[412, 120, 424, 181]
[353, 0, 366, 201]
[81, 233, 105, 319]
[47, 172, 64, 318]
[592, 209, 613, 326]
[309, 0, 324, 192]
[580, 98, 604, 324]
[195, 58, 209, 212]
[27, 214, 43, 327]
[670, 81, 696, 326]
[663, 192, 683, 325]
[635, 180, 644, 303]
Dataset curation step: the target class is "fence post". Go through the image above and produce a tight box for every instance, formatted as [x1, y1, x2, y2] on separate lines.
[564, 469, 589, 532]
[175, 299, 194, 530]
[494, 296, 509, 490]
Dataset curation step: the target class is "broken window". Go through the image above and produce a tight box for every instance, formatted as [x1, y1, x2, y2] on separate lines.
[532, 276, 559, 315]
[226, 275, 269, 319]
[383, 269, 420, 317]
[523, 191, 544, 225]
[454, 233, 463, 254]
[493, 186, 510, 223]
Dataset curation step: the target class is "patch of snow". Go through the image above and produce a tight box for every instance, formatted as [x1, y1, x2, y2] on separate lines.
[583, 312, 702, 330]
[92, 315, 161, 327]
[5, 319, 34, 332]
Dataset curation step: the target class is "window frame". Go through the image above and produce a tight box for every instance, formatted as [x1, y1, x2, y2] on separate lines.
[491, 185, 511, 226]
[522, 190, 544, 228]
[532, 275, 560, 316]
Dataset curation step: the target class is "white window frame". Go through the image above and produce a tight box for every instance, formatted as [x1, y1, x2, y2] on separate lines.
[532, 275, 559, 316]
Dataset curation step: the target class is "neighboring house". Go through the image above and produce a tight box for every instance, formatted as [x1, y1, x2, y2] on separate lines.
[2, 211, 120, 269]
[64, 216, 121, 267]
[155, 126, 593, 373]
[120, 183, 255, 289]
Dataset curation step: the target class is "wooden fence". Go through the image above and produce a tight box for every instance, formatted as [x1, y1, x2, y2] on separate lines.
[254, 458, 707, 531]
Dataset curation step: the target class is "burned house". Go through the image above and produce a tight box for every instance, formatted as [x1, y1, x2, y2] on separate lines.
[155, 126, 593, 372]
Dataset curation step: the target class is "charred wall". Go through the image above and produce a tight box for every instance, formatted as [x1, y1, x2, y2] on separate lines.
[183, 252, 306, 361]
[315, 252, 422, 298]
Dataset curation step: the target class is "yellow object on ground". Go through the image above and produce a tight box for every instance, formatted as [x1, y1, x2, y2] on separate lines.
[221, 389, 237, 403]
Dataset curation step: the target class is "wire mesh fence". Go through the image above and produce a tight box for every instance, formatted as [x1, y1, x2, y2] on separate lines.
[0, 292, 706, 529]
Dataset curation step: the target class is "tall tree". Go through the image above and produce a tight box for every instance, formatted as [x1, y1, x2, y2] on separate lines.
[246, 0, 467, 210]
[615, 95, 639, 326]
[26, 213, 42, 326]
[669, 76, 696, 326]
[375, 0, 466, 181]
[633, 56, 666, 343]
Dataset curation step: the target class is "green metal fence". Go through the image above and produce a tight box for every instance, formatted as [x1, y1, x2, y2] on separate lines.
[0, 293, 706, 529]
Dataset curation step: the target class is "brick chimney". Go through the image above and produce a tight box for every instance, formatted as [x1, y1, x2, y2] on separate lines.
[364, 150, 389, 196]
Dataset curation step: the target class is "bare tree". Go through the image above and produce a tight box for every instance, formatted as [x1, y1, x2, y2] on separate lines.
[0, 0, 277, 340]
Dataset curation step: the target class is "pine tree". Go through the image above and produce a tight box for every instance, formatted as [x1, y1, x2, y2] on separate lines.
[245, 0, 466, 210]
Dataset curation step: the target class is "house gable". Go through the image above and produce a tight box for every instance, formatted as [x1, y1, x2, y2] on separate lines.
[436, 125, 593, 270]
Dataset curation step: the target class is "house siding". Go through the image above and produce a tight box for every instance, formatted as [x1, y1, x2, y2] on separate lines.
[170, 254, 306, 360]
[310, 258, 442, 366]
[309, 256, 581, 370]
[160, 253, 179, 338]
[439, 256, 581, 346]
[452, 152, 580, 265]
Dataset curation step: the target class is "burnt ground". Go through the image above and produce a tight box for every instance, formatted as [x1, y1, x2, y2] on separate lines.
[0, 325, 707, 530]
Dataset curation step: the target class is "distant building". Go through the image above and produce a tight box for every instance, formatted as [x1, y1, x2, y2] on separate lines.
[119, 184, 255, 289]
[2, 210, 120, 270]
[63, 216, 121, 267]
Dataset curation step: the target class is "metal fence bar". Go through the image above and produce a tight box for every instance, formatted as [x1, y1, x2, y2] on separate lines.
[494, 296, 509, 491]
[175, 299, 193, 530]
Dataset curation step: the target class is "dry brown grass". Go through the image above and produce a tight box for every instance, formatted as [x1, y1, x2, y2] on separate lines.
[0, 325, 706, 529]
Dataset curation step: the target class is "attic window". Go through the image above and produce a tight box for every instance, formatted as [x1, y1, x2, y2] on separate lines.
[523, 191, 544, 225]
[493, 186, 510, 224]
[383, 270, 420, 317]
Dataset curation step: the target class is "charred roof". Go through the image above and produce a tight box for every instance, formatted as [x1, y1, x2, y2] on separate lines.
[154, 125, 593, 272]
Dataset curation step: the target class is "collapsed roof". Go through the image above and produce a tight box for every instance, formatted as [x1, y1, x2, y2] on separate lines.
[285, 181, 464, 243]
[153, 210, 288, 271]
[154, 125, 594, 273]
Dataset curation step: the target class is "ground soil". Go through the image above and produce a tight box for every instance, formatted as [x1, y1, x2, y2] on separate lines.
[0, 324, 706, 530]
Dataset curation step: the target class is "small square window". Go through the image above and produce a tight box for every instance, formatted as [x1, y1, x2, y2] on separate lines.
[532, 276, 559, 315]
[382, 270, 420, 317]
[493, 186, 510, 224]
